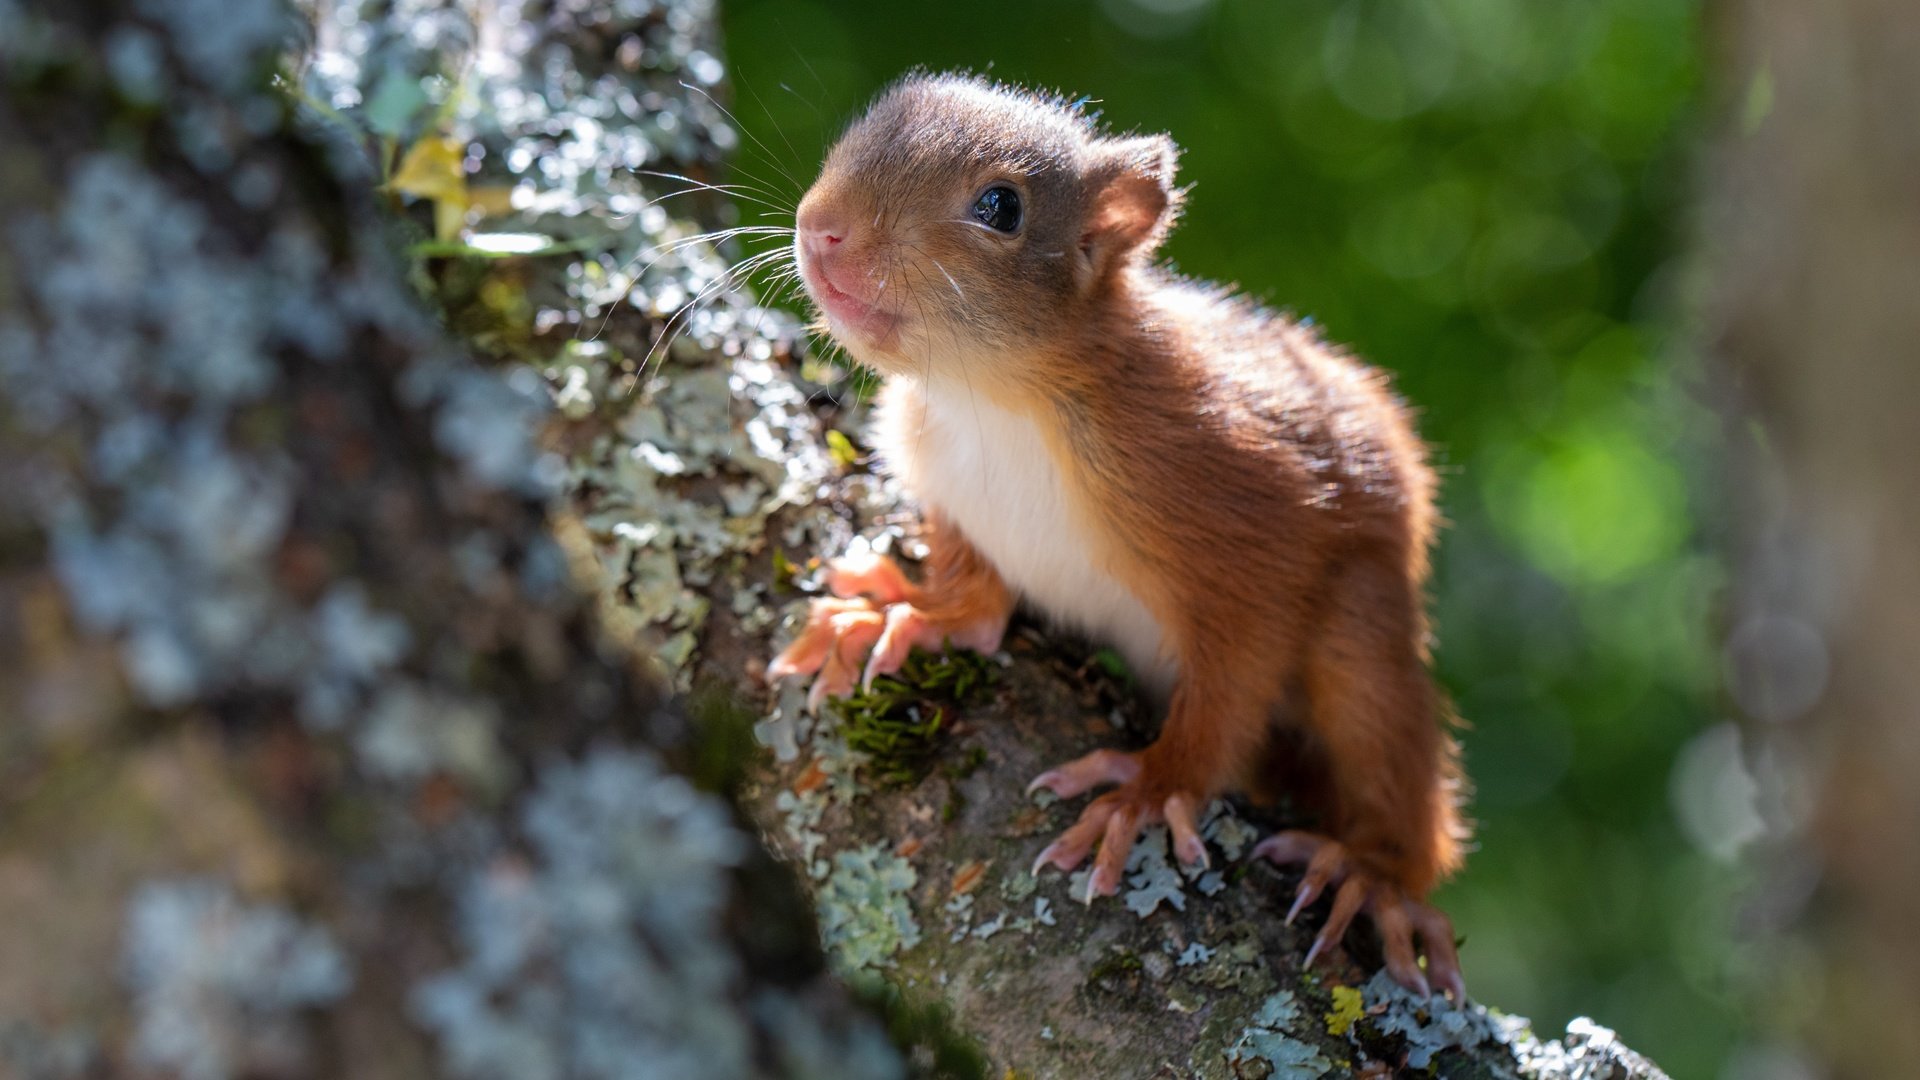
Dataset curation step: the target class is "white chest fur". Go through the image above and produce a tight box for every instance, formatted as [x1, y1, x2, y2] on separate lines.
[872, 378, 1175, 691]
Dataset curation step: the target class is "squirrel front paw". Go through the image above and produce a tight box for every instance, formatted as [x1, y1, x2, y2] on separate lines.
[768, 551, 1006, 710]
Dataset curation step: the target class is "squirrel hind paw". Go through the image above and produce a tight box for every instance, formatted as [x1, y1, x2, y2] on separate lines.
[1251, 828, 1467, 1000]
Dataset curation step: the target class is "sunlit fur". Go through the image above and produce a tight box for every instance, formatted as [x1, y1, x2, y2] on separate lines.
[794, 72, 1468, 902]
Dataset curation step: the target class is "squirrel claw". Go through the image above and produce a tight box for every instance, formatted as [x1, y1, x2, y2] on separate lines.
[1285, 881, 1317, 926]
[1023, 748, 1140, 801]
[1254, 828, 1466, 998]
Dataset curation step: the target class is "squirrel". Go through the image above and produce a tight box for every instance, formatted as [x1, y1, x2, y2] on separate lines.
[767, 73, 1472, 999]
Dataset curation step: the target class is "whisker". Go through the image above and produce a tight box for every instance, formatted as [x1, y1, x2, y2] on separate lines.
[635, 167, 791, 204]
[917, 250, 965, 303]
[738, 75, 808, 174]
[604, 226, 789, 282]
[713, 157, 806, 213]
[583, 228, 794, 343]
[631, 187, 776, 215]
[632, 246, 796, 377]
[781, 29, 833, 100]
[613, 226, 796, 276]
[635, 169, 795, 215]
[776, 79, 826, 123]
[679, 80, 804, 192]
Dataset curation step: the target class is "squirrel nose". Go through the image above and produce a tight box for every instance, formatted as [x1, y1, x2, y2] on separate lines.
[800, 228, 842, 262]
[797, 206, 847, 262]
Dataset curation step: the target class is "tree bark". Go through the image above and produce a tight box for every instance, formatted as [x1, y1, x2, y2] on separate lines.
[0, 0, 1673, 1077]
[0, 2, 892, 1078]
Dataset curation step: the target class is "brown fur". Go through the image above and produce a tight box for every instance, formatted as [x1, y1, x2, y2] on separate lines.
[793, 73, 1469, 901]
[893, 510, 1015, 633]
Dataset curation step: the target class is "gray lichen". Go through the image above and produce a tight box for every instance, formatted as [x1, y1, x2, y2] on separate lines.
[140, 0, 294, 90]
[1225, 991, 1334, 1079]
[418, 362, 549, 489]
[1509, 1018, 1674, 1080]
[412, 745, 903, 1079]
[413, 746, 741, 1078]
[570, 351, 835, 691]
[816, 843, 922, 973]
[749, 993, 906, 1080]
[1342, 968, 1674, 1079]
[302, 0, 842, 692]
[8, 155, 289, 706]
[0, 2, 924, 1079]
[1358, 967, 1510, 1068]
[356, 679, 506, 788]
[120, 879, 351, 1080]
[1177, 942, 1214, 968]
[0, 144, 535, 798]
[1121, 826, 1189, 918]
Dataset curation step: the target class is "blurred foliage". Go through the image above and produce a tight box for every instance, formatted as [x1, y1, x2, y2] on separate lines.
[718, 0, 1744, 1076]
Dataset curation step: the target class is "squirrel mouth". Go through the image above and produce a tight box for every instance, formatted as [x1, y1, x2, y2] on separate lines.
[800, 260, 901, 348]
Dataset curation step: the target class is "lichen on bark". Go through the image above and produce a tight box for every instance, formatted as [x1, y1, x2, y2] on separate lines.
[0, 1, 902, 1077]
[0, 0, 1677, 1076]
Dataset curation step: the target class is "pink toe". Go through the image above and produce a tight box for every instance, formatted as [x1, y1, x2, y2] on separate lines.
[825, 549, 912, 604]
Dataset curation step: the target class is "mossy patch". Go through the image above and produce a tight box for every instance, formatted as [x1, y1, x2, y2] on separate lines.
[684, 681, 760, 796]
[1084, 947, 1147, 999]
[847, 974, 991, 1080]
[832, 648, 996, 788]
[943, 744, 988, 781]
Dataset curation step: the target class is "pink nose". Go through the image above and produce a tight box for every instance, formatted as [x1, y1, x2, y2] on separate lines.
[797, 206, 847, 264]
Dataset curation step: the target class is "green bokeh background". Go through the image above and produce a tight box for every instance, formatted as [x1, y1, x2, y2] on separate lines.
[717, 0, 1745, 1074]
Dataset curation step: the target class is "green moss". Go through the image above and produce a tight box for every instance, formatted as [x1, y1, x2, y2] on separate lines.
[840, 701, 943, 788]
[1089, 647, 1132, 686]
[832, 648, 995, 789]
[942, 745, 988, 781]
[847, 974, 990, 1080]
[685, 681, 760, 796]
[770, 548, 803, 594]
[1084, 947, 1146, 998]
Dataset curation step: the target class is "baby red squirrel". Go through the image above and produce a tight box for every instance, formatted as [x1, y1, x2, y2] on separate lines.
[768, 73, 1471, 998]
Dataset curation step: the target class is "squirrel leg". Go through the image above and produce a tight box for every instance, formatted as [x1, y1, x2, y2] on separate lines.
[1253, 556, 1469, 998]
[1030, 659, 1274, 900]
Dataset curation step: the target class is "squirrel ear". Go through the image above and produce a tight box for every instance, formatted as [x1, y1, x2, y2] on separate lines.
[1082, 134, 1182, 272]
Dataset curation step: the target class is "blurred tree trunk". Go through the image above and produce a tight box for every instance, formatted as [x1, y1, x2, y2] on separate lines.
[0, 2, 900, 1077]
[1705, 1, 1920, 1077]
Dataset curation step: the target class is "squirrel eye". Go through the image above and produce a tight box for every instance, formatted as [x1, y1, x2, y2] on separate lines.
[971, 185, 1022, 233]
